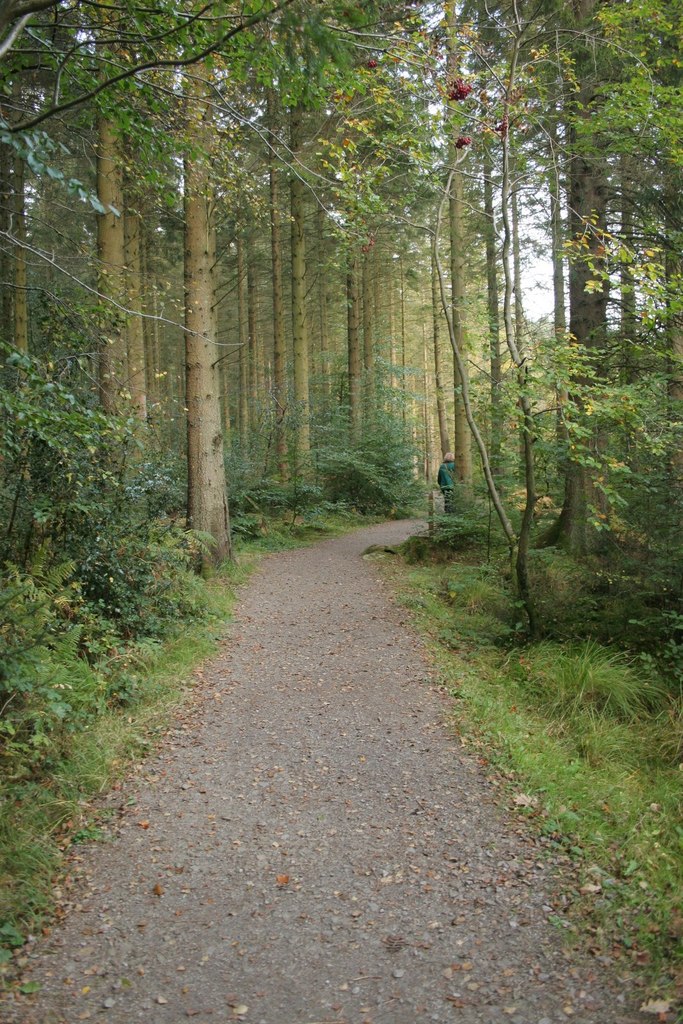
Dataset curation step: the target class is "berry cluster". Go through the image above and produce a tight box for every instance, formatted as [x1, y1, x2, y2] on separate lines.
[455, 135, 472, 149]
[366, 59, 378, 69]
[448, 78, 473, 101]
[495, 115, 509, 138]
[361, 236, 376, 254]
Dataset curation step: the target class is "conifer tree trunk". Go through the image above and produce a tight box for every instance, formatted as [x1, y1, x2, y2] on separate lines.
[12, 152, 28, 353]
[0, 142, 12, 346]
[184, 72, 232, 566]
[483, 138, 502, 475]
[362, 249, 374, 416]
[289, 105, 310, 464]
[347, 252, 362, 442]
[267, 90, 288, 480]
[448, 158, 473, 491]
[664, 168, 683, 480]
[96, 115, 127, 413]
[316, 205, 331, 399]
[619, 154, 637, 382]
[431, 247, 451, 457]
[557, 0, 610, 555]
[236, 232, 249, 443]
[446, 0, 473, 491]
[549, 118, 567, 341]
[124, 209, 147, 420]
[247, 237, 259, 429]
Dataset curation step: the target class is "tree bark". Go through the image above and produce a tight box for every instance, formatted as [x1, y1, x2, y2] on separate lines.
[184, 72, 232, 566]
[289, 105, 310, 465]
[246, 236, 259, 430]
[557, 2, 610, 555]
[483, 138, 502, 476]
[315, 205, 331, 399]
[236, 232, 249, 443]
[124, 208, 147, 420]
[431, 246, 451, 457]
[12, 152, 28, 353]
[267, 89, 288, 480]
[96, 115, 127, 413]
[347, 252, 362, 442]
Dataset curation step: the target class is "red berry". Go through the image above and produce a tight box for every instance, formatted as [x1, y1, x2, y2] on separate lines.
[367, 59, 378, 69]
[495, 115, 509, 137]
[455, 135, 472, 149]
[448, 78, 473, 101]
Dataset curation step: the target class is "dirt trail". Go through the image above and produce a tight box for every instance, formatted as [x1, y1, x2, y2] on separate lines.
[4, 521, 644, 1024]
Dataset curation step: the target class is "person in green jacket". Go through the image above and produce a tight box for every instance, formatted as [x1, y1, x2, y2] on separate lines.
[437, 452, 456, 512]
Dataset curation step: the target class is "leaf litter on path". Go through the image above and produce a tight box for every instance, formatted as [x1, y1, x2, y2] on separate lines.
[0, 522, 653, 1024]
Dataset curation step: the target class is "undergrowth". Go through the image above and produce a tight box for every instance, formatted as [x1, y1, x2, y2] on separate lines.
[388, 539, 682, 1005]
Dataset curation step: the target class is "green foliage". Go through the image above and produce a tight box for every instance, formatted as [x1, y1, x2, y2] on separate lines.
[315, 426, 423, 517]
[509, 640, 669, 724]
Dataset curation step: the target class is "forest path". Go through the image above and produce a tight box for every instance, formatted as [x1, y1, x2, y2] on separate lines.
[6, 520, 643, 1024]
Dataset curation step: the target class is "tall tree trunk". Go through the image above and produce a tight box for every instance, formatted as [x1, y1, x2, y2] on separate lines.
[448, 158, 473, 491]
[289, 105, 310, 465]
[0, 140, 12, 346]
[495, 17, 539, 635]
[347, 253, 362, 442]
[431, 247, 451, 457]
[399, 252, 407, 424]
[12, 153, 28, 353]
[511, 170, 526, 348]
[236, 232, 249, 443]
[664, 167, 683, 481]
[124, 208, 147, 421]
[549, 115, 567, 341]
[446, 0, 473, 492]
[140, 222, 160, 415]
[316, 205, 331, 399]
[362, 248, 374, 417]
[557, 1, 610, 555]
[619, 153, 637, 383]
[96, 115, 127, 413]
[247, 236, 259, 431]
[483, 138, 502, 476]
[184, 72, 232, 566]
[267, 89, 288, 480]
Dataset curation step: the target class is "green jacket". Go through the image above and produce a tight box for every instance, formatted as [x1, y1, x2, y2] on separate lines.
[437, 461, 455, 490]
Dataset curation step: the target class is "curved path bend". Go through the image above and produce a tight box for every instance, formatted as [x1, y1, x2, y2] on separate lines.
[6, 521, 643, 1024]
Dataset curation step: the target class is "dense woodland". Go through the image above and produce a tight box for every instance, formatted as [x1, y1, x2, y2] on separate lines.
[0, 0, 682, 989]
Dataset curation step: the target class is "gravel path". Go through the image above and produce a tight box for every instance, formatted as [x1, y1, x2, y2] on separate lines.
[4, 520, 644, 1024]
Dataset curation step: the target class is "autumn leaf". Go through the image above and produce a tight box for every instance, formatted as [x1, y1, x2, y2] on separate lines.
[640, 999, 672, 1016]
[153, 883, 164, 896]
[276, 874, 289, 885]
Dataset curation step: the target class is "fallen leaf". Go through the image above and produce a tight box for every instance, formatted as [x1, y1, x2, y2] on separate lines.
[513, 793, 537, 808]
[19, 981, 41, 995]
[640, 999, 672, 1015]
[137, 821, 150, 829]
[579, 883, 602, 895]
[231, 1004, 249, 1016]
[153, 883, 165, 897]
[156, 995, 168, 1004]
[276, 874, 289, 886]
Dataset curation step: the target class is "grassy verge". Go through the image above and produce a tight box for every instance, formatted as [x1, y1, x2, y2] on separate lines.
[383, 551, 682, 1007]
[0, 511, 368, 964]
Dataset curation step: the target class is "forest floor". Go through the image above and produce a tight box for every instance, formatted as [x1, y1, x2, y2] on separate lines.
[1, 520, 651, 1024]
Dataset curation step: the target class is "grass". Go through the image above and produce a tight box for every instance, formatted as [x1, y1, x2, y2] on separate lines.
[385, 553, 683, 1004]
[0, 511, 369, 960]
